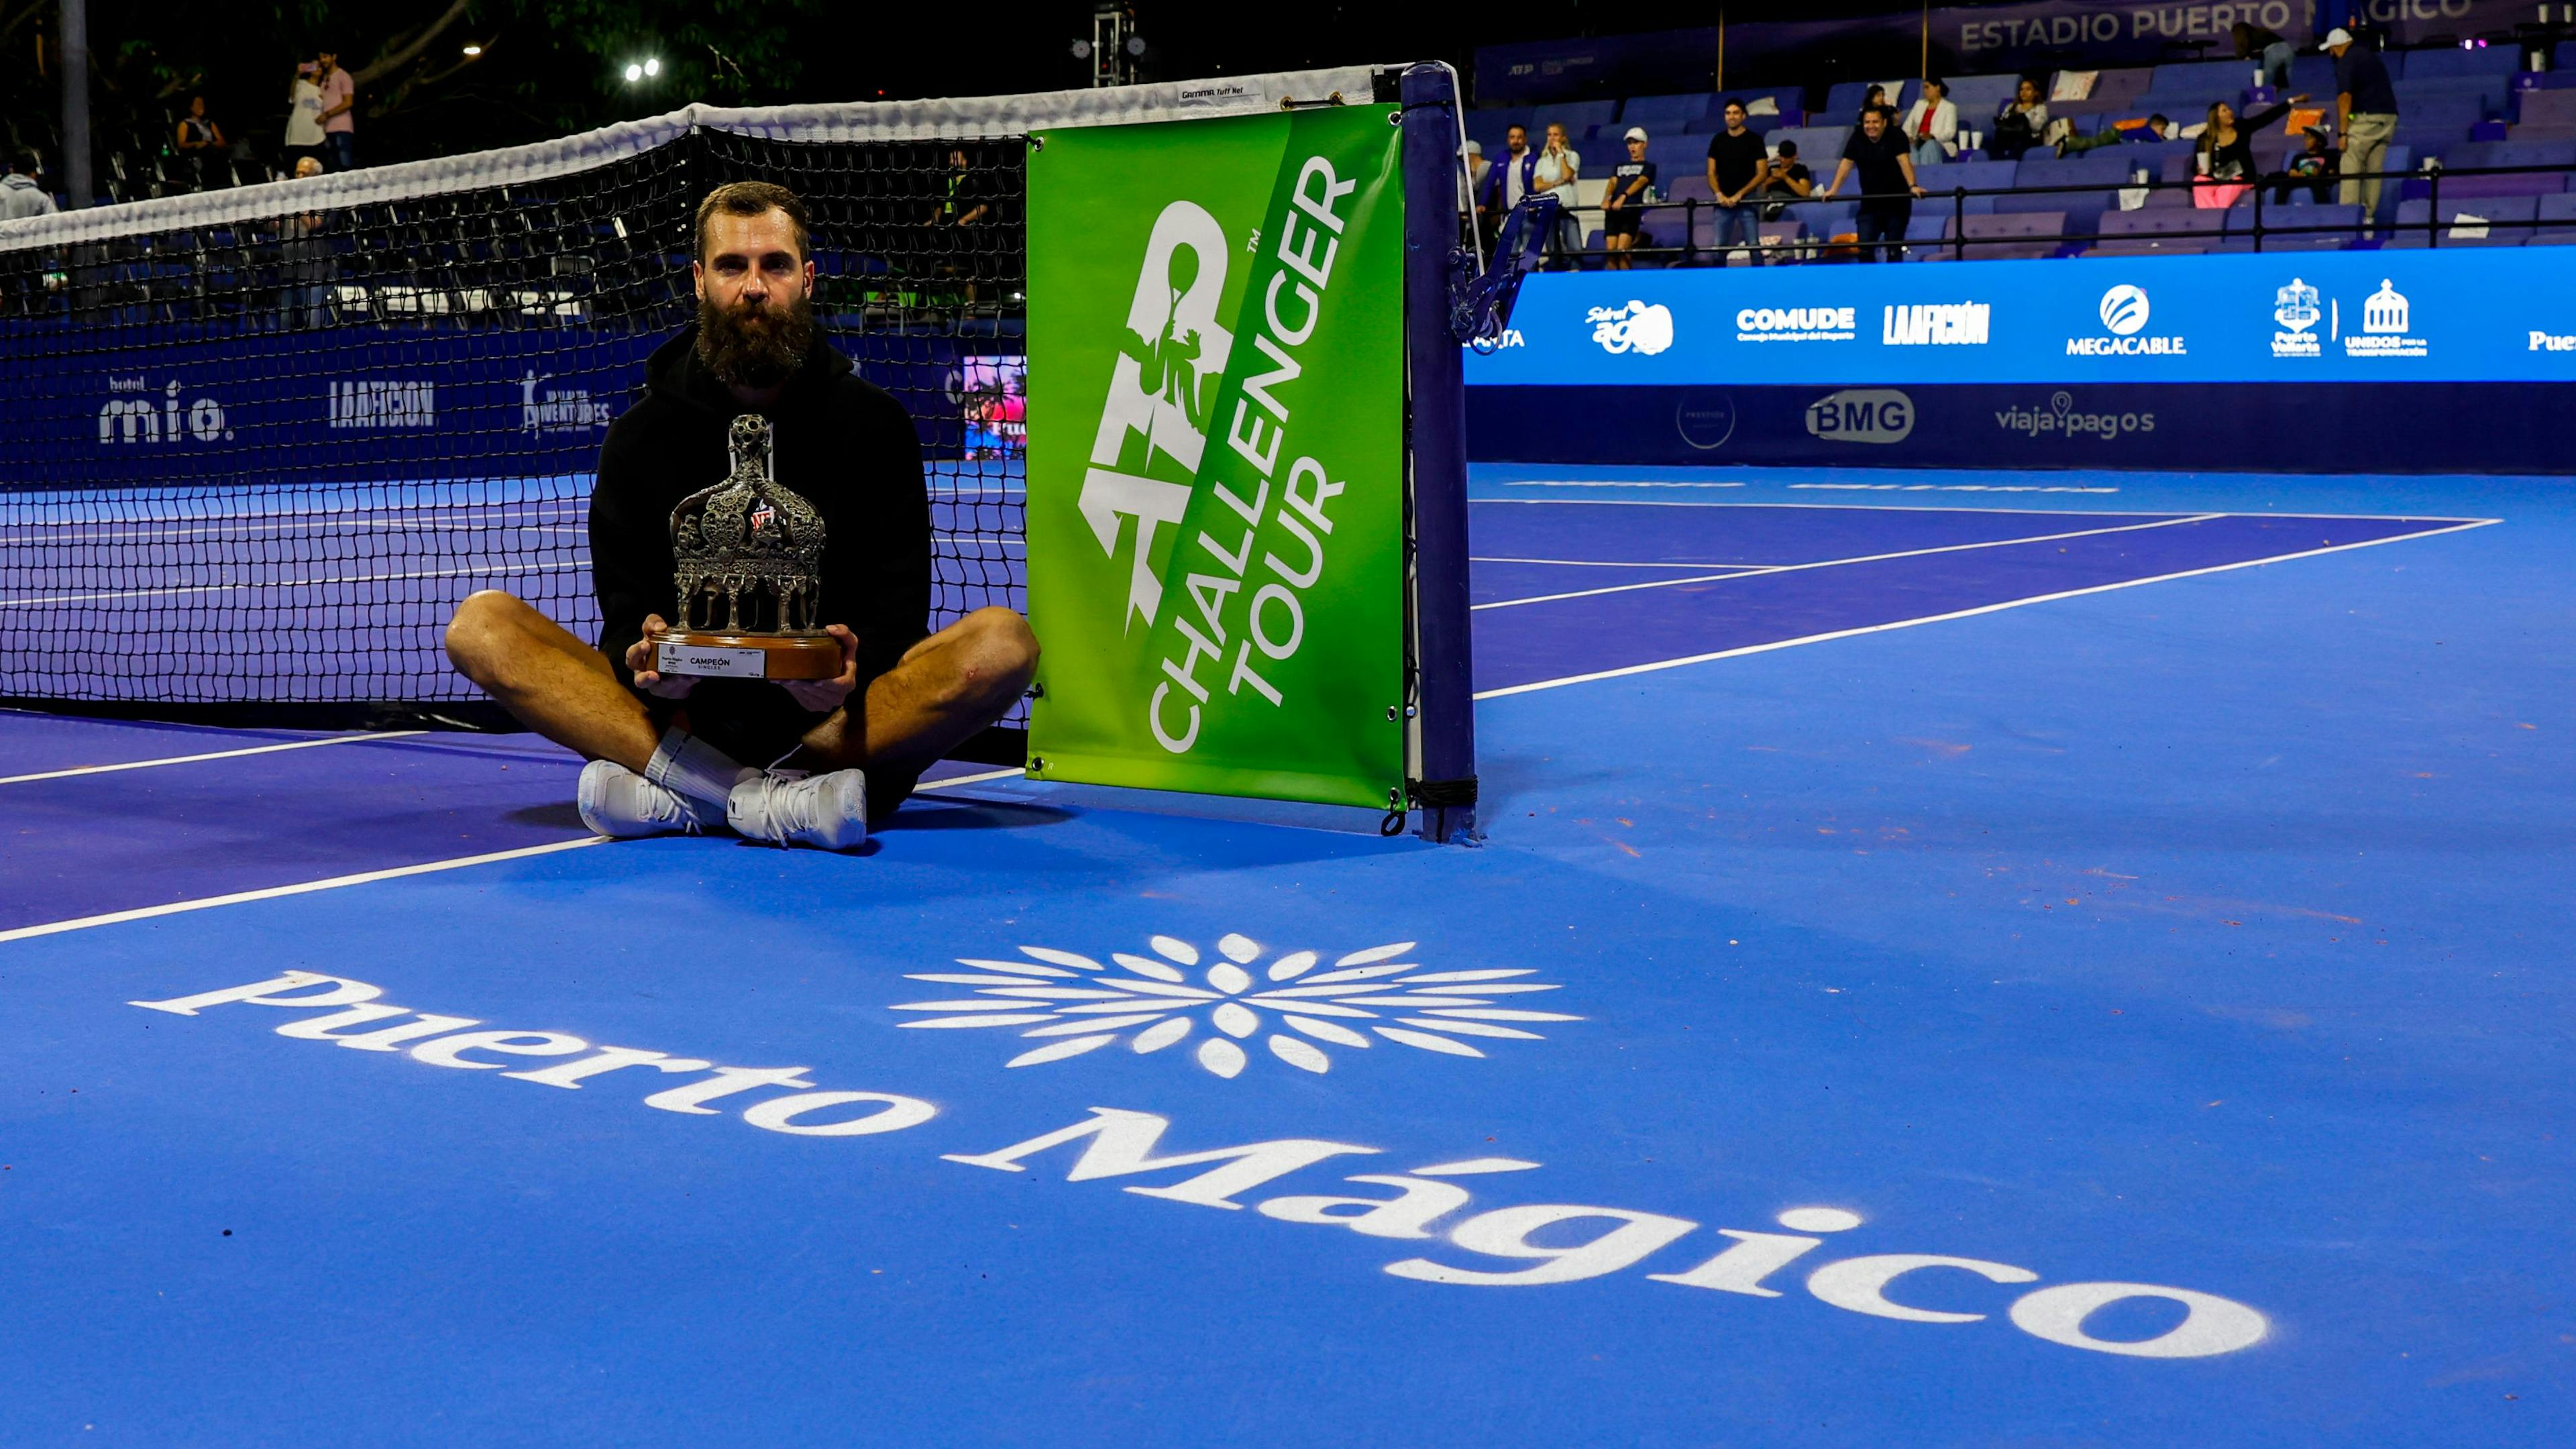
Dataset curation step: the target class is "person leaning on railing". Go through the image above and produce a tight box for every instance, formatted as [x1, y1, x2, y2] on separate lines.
[1757, 138, 1813, 223]
[1601, 127, 1656, 270]
[1532, 121, 1582, 267]
[1703, 99, 1770, 266]
[1820, 105, 1926, 263]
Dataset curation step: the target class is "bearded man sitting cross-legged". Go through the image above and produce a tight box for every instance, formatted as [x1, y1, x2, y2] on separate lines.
[445, 180, 1037, 851]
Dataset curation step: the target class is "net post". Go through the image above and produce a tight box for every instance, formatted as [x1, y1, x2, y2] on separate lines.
[1400, 62, 1480, 845]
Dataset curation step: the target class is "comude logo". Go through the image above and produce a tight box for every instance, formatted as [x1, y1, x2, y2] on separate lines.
[1733, 305, 1854, 343]
[520, 372, 613, 433]
[2270, 278, 2321, 359]
[1805, 389, 1914, 445]
[2343, 279, 2426, 359]
[1591, 301, 1676, 354]
[329, 378, 436, 430]
[2067, 284, 2185, 356]
[1880, 303, 1988, 346]
[96, 377, 232, 445]
[1994, 390, 2155, 439]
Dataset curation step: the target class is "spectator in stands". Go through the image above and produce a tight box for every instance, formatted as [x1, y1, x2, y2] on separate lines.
[2275, 125, 2339, 204]
[1821, 106, 1925, 262]
[2, 148, 55, 219]
[1990, 78, 2049, 161]
[1485, 123, 1536, 219]
[1703, 99, 1769, 266]
[1602, 127, 1655, 270]
[280, 154, 333, 329]
[174, 95, 228, 191]
[1856, 85, 1888, 125]
[1533, 121, 1581, 266]
[1901, 80, 1959, 167]
[1461, 139, 1491, 245]
[2328, 27, 2396, 227]
[2057, 113, 2171, 156]
[316, 48, 358, 172]
[2197, 95, 2308, 187]
[284, 60, 327, 174]
[2233, 21, 2295, 90]
[1757, 137, 1813, 221]
[933, 148, 991, 227]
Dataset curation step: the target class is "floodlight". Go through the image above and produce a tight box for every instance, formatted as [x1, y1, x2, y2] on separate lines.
[623, 62, 643, 83]
[1124, 35, 1146, 56]
[645, 57, 661, 76]
[461, 44, 482, 57]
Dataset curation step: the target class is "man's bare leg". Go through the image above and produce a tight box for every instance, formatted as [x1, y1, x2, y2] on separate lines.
[794, 606, 1039, 773]
[443, 590, 659, 771]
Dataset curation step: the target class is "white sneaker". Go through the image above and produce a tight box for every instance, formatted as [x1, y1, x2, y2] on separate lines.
[727, 768, 869, 851]
[577, 759, 720, 839]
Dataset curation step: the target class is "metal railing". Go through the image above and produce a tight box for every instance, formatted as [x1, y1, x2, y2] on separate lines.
[1503, 161, 2576, 265]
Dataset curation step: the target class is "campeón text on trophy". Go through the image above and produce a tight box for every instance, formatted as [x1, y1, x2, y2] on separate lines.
[650, 414, 842, 681]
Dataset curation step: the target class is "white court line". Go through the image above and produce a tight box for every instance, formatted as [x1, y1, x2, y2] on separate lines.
[915, 765, 1028, 792]
[0, 836, 609, 946]
[1500, 480, 1748, 490]
[0, 729, 426, 786]
[1474, 515, 2221, 611]
[1474, 519, 2500, 700]
[1472, 555, 1733, 569]
[1, 558, 589, 608]
[1476, 496, 2491, 522]
[0, 765, 1031, 946]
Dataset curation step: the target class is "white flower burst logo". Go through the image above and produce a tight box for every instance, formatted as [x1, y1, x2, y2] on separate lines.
[892, 933, 1580, 1079]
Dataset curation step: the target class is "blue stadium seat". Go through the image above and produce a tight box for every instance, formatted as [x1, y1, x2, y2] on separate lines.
[1621, 93, 1714, 131]
[1532, 101, 1619, 137]
[1940, 73, 2025, 117]
[2231, 200, 2363, 250]
[1913, 157, 2019, 215]
[2089, 207, 2218, 255]
[2385, 193, 2538, 245]
[1766, 125, 1853, 168]
[2402, 44, 2521, 79]
[2531, 191, 2576, 242]
[1953, 210, 2067, 259]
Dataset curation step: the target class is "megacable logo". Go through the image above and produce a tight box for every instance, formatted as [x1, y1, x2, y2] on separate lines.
[2067, 284, 2184, 357]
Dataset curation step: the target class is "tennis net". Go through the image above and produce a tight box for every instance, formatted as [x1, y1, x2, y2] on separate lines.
[0, 74, 1377, 743]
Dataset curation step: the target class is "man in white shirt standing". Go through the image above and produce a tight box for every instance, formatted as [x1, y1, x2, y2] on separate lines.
[1902, 80, 1960, 167]
[284, 60, 327, 174]
[1, 149, 56, 220]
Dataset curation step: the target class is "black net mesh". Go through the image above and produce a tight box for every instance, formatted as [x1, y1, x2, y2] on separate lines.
[0, 127, 1029, 743]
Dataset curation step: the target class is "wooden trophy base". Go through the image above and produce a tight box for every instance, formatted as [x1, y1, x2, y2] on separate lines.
[651, 629, 842, 681]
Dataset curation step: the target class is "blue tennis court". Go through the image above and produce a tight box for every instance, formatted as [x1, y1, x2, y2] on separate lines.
[5, 462, 2563, 1446]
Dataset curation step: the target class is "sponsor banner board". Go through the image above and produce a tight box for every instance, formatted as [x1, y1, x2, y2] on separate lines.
[1023, 106, 1407, 811]
[1462, 250, 2576, 387]
[0, 325, 989, 488]
[1468, 380, 2569, 474]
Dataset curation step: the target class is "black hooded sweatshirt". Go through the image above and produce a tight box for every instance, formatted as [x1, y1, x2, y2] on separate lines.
[589, 325, 930, 694]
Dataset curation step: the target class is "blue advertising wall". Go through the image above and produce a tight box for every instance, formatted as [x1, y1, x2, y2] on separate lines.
[0, 325, 985, 489]
[1464, 249, 2576, 474]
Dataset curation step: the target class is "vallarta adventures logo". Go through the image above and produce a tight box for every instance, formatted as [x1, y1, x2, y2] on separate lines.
[2065, 284, 2186, 357]
[520, 372, 614, 434]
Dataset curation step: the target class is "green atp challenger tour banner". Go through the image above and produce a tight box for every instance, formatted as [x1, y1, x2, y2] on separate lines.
[1024, 105, 1407, 810]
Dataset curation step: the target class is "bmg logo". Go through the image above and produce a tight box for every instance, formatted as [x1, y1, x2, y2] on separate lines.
[1805, 388, 1914, 445]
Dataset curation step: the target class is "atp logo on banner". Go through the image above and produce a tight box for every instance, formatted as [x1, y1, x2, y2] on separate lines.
[1078, 201, 1236, 629]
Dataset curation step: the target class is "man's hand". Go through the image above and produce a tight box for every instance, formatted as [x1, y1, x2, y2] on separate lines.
[625, 614, 696, 699]
[781, 623, 861, 712]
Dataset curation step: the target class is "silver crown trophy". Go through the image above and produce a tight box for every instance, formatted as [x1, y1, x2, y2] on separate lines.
[649, 414, 843, 681]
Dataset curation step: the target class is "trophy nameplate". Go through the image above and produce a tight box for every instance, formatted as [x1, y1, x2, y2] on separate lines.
[649, 414, 840, 682]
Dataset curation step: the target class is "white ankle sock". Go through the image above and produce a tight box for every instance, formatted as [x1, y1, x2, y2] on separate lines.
[643, 728, 755, 809]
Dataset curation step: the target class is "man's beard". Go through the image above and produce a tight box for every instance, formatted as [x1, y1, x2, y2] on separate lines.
[696, 291, 814, 390]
